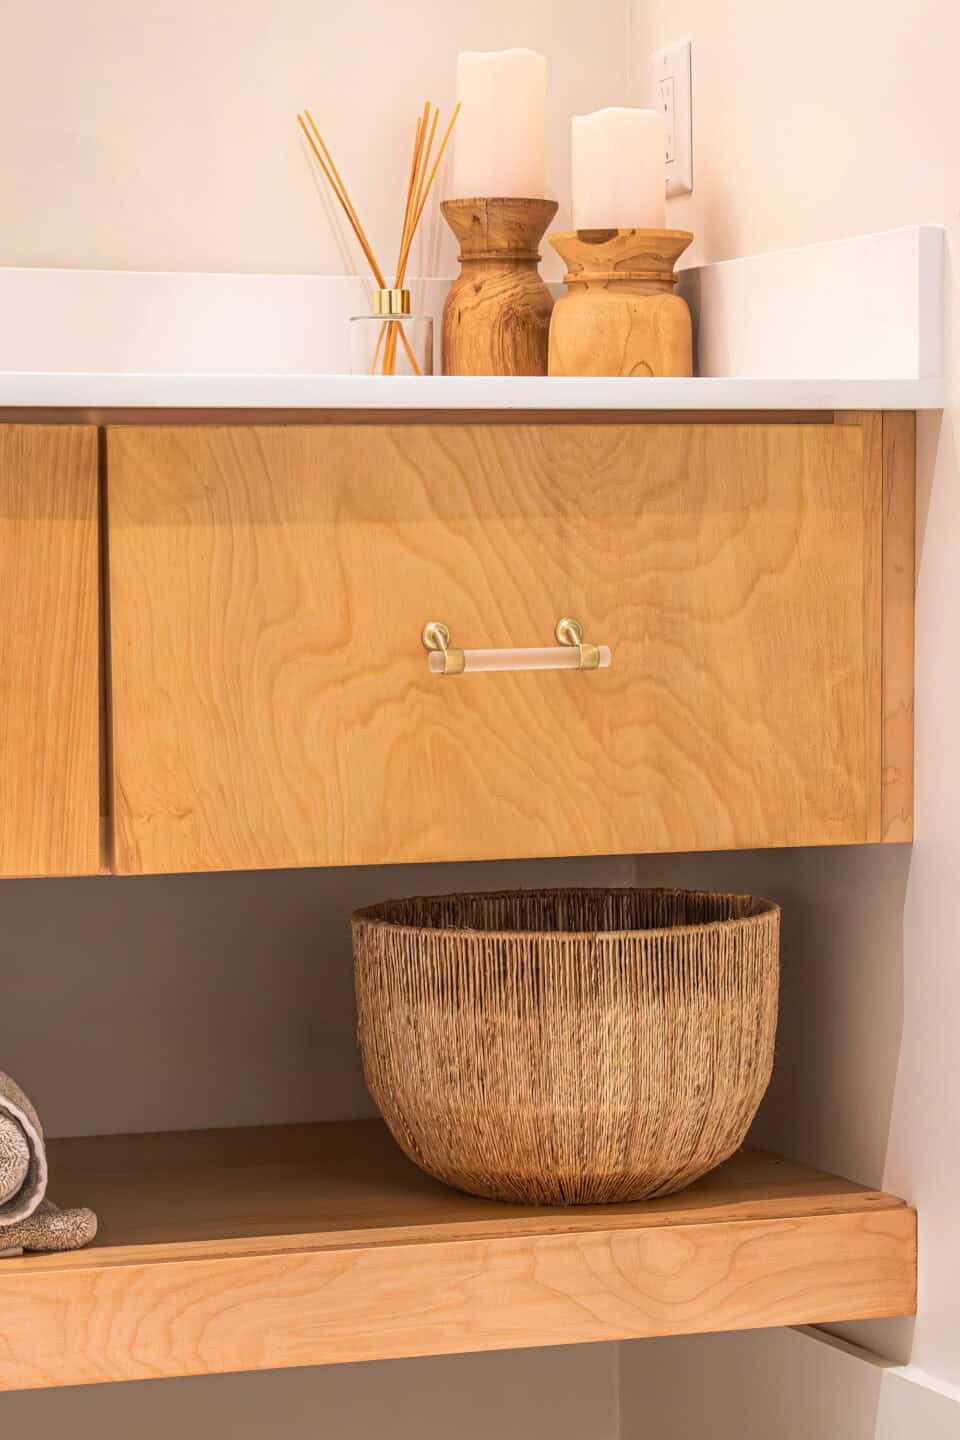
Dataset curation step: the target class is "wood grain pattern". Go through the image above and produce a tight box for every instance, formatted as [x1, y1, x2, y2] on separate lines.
[834, 410, 916, 842]
[441, 199, 558, 376]
[0, 424, 100, 875]
[881, 412, 915, 840]
[106, 421, 884, 874]
[36, 1120, 906, 1268]
[0, 1121, 916, 1391]
[548, 229, 694, 378]
[853, 411, 885, 840]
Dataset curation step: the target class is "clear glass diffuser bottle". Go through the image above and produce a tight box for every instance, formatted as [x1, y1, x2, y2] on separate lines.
[350, 289, 433, 376]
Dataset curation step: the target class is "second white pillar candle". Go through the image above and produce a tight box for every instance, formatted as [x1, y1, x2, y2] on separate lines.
[571, 107, 666, 230]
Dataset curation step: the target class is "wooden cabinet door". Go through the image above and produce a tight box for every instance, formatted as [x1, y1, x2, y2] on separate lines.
[106, 417, 912, 875]
[0, 425, 100, 876]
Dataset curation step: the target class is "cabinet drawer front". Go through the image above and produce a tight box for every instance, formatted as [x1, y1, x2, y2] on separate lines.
[107, 422, 880, 874]
[0, 425, 100, 876]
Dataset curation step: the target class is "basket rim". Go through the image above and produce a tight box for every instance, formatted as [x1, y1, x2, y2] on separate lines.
[352, 886, 781, 941]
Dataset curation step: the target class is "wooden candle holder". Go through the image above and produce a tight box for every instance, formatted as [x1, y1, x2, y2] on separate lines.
[547, 228, 695, 377]
[441, 197, 559, 376]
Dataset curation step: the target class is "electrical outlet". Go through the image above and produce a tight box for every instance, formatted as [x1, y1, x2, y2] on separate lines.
[653, 40, 692, 197]
[658, 76, 677, 161]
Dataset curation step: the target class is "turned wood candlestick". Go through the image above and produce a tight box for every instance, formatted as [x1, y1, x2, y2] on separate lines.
[441, 197, 559, 376]
[547, 228, 694, 377]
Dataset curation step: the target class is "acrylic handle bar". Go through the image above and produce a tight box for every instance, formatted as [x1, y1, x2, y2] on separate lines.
[422, 618, 611, 676]
[427, 645, 611, 675]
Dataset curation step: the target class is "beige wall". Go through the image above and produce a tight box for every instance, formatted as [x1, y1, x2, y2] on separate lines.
[0, 1344, 620, 1440]
[0, 0, 630, 279]
[621, 1328, 960, 1440]
[622, 1329, 888, 1440]
[635, 0, 956, 273]
[624, 0, 960, 1429]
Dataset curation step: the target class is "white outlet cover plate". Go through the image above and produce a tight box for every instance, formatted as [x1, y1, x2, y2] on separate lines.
[654, 40, 692, 198]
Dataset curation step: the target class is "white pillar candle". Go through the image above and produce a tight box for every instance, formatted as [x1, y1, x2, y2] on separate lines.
[571, 107, 666, 230]
[452, 49, 546, 199]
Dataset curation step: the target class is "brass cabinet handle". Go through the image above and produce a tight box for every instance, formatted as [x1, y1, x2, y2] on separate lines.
[421, 617, 611, 677]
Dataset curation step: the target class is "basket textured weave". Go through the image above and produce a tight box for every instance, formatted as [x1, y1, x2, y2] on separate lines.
[353, 888, 780, 1205]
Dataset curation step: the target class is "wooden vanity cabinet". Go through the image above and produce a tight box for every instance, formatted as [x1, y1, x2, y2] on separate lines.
[0, 425, 100, 877]
[105, 413, 914, 875]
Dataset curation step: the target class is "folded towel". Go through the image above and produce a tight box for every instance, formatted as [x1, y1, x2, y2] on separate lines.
[0, 1070, 47, 1225]
[0, 1071, 97, 1256]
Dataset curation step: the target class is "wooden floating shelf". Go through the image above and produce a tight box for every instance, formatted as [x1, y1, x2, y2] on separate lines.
[0, 1120, 916, 1392]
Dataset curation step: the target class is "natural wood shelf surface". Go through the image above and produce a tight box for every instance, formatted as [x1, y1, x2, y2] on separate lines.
[0, 1120, 916, 1392]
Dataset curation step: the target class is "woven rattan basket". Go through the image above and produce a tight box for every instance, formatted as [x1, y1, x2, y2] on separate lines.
[353, 888, 780, 1205]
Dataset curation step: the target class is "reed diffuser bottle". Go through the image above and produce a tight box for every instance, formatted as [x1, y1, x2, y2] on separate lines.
[297, 101, 458, 378]
[350, 288, 434, 376]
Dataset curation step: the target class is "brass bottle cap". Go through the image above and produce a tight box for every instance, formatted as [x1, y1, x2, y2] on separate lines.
[373, 288, 411, 315]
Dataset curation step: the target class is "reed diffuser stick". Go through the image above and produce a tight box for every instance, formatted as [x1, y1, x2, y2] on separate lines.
[397, 103, 460, 282]
[297, 112, 386, 288]
[297, 100, 459, 375]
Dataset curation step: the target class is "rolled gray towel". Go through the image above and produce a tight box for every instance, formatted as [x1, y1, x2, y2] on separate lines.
[0, 1070, 47, 1225]
[0, 1071, 97, 1256]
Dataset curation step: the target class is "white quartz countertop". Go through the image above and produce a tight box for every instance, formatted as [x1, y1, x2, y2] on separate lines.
[0, 229, 944, 412]
[0, 373, 944, 411]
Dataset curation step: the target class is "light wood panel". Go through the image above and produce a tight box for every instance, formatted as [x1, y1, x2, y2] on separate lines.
[880, 412, 915, 841]
[0, 1121, 916, 1391]
[854, 411, 885, 839]
[835, 410, 916, 841]
[106, 420, 899, 873]
[0, 425, 100, 876]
